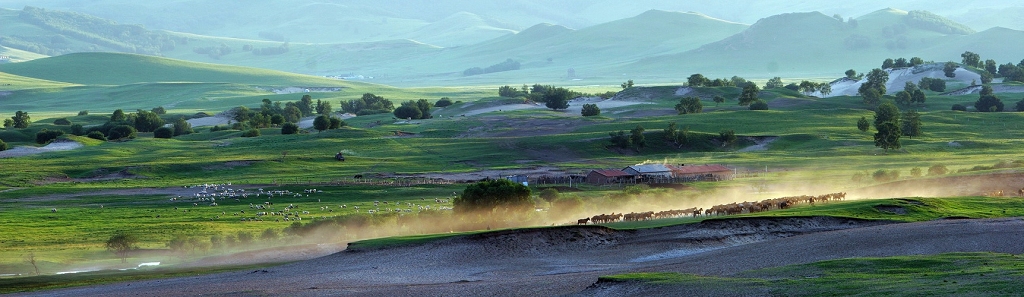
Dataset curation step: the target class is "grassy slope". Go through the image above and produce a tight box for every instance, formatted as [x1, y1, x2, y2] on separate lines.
[0, 71, 75, 90]
[600, 252, 1024, 296]
[0, 52, 359, 86]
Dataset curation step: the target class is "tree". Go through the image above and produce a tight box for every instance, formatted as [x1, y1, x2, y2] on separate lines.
[232, 106, 251, 123]
[620, 79, 634, 89]
[106, 231, 138, 263]
[3, 118, 12, 129]
[910, 57, 924, 66]
[168, 117, 192, 136]
[912, 89, 926, 105]
[731, 76, 748, 86]
[952, 104, 967, 111]
[270, 114, 285, 126]
[453, 179, 532, 213]
[674, 97, 703, 114]
[719, 129, 737, 146]
[0, 139, 6, 151]
[985, 59, 998, 75]
[11, 111, 31, 128]
[749, 100, 769, 110]
[298, 95, 315, 116]
[544, 87, 571, 110]
[53, 118, 71, 125]
[609, 130, 630, 149]
[894, 58, 908, 68]
[873, 102, 901, 151]
[313, 115, 330, 132]
[87, 131, 107, 141]
[943, 62, 958, 78]
[498, 85, 520, 97]
[818, 83, 832, 97]
[110, 109, 126, 122]
[845, 69, 857, 79]
[132, 110, 165, 132]
[581, 104, 600, 116]
[901, 110, 921, 138]
[895, 91, 912, 107]
[858, 68, 889, 104]
[283, 105, 301, 123]
[663, 122, 678, 141]
[738, 83, 760, 106]
[975, 94, 1004, 112]
[329, 117, 344, 129]
[1016, 98, 1024, 112]
[107, 125, 137, 140]
[152, 106, 166, 115]
[687, 74, 709, 87]
[961, 51, 981, 68]
[154, 127, 173, 138]
[765, 77, 784, 89]
[861, 88, 882, 105]
[882, 58, 895, 69]
[78, 110, 89, 116]
[281, 122, 299, 134]
[393, 105, 422, 120]
[980, 85, 993, 96]
[630, 125, 646, 151]
[980, 71, 993, 84]
[903, 81, 919, 93]
[928, 165, 949, 176]
[436, 97, 453, 107]
[416, 99, 433, 119]
[919, 77, 946, 92]
[857, 116, 870, 132]
[315, 99, 332, 115]
[241, 128, 260, 137]
[539, 188, 559, 206]
[35, 129, 64, 144]
[713, 95, 726, 106]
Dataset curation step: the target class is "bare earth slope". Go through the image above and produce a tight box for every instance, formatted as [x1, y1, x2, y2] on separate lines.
[17, 216, 1024, 296]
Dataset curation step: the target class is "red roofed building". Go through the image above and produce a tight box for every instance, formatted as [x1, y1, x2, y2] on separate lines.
[667, 164, 733, 181]
[586, 169, 633, 185]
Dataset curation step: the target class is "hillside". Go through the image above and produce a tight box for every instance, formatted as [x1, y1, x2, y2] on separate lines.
[0, 52, 357, 86]
[625, 9, 982, 78]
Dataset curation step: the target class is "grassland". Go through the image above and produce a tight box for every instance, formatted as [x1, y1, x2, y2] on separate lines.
[1, 51, 1024, 292]
[598, 252, 1024, 296]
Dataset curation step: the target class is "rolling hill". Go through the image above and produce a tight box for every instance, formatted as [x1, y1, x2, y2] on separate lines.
[0, 52, 358, 86]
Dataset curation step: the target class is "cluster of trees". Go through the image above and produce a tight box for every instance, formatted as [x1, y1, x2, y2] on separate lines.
[870, 102, 922, 151]
[193, 43, 233, 59]
[686, 74, 751, 88]
[917, 77, 946, 92]
[894, 82, 927, 107]
[960, 51, 1024, 84]
[794, 80, 833, 97]
[4, 111, 31, 129]
[674, 97, 702, 114]
[609, 125, 646, 152]
[341, 93, 394, 115]
[251, 42, 289, 56]
[453, 179, 532, 213]
[393, 99, 433, 120]
[974, 85, 1004, 112]
[497, 84, 580, 111]
[881, 57, 925, 69]
[463, 58, 521, 76]
[663, 122, 735, 150]
[858, 68, 889, 105]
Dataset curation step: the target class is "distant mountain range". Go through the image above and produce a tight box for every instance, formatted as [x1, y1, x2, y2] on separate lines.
[0, 5, 1022, 86]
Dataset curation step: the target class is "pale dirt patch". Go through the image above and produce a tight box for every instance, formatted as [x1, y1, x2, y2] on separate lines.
[0, 139, 83, 158]
[737, 136, 779, 152]
[185, 115, 231, 127]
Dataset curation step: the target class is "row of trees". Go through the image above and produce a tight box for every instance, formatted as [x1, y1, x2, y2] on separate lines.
[881, 57, 926, 69]
[496, 84, 580, 110]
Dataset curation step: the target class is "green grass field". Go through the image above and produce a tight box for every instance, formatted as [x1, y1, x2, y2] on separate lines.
[599, 252, 1024, 296]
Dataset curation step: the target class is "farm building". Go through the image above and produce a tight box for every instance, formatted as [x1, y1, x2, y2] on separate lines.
[586, 169, 632, 185]
[668, 164, 733, 181]
[622, 164, 673, 178]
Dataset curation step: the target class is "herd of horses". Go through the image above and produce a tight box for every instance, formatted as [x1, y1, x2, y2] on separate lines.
[577, 192, 847, 225]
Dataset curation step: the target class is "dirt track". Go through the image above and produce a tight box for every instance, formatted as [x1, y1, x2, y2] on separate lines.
[17, 216, 1024, 296]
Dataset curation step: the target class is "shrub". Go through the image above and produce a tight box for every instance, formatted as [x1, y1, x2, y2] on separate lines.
[153, 127, 173, 138]
[927, 165, 949, 176]
[107, 125, 137, 140]
[872, 169, 900, 182]
[281, 122, 299, 134]
[87, 131, 107, 141]
[435, 97, 453, 107]
[53, 118, 72, 125]
[241, 128, 261, 137]
[35, 129, 64, 144]
[910, 167, 922, 177]
[70, 124, 85, 136]
[951, 104, 966, 111]
[77, 110, 88, 116]
[539, 188, 560, 204]
[581, 104, 601, 116]
[453, 179, 532, 213]
[749, 100, 769, 110]
[0, 139, 7, 151]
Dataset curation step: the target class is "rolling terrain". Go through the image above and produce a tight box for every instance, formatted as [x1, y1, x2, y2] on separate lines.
[1, 2, 1024, 295]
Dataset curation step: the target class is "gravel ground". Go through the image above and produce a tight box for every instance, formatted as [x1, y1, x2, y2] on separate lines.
[20, 216, 1024, 296]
